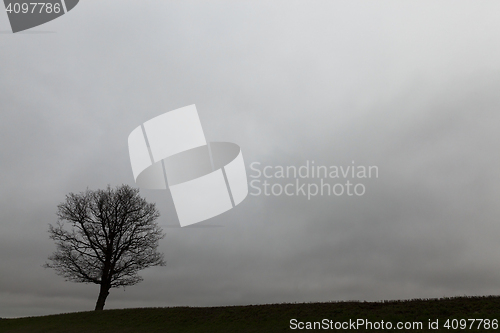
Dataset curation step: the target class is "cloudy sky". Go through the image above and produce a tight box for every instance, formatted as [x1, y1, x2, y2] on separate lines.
[1, 1, 500, 318]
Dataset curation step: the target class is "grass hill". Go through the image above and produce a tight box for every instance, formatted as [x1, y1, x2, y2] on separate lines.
[1, 296, 499, 332]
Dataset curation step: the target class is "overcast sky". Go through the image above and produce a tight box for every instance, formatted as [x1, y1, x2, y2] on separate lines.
[1, 1, 500, 318]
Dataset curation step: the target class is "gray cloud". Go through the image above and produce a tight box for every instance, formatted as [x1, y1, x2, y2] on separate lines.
[1, 0, 500, 318]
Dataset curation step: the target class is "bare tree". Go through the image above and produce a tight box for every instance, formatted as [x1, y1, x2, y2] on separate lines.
[45, 184, 166, 311]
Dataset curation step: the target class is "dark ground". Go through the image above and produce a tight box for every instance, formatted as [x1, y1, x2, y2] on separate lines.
[1, 295, 499, 332]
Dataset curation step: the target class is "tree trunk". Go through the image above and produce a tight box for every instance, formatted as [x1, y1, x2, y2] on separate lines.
[94, 283, 110, 311]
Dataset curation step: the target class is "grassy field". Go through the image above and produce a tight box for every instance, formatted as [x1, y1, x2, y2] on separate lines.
[1, 296, 500, 332]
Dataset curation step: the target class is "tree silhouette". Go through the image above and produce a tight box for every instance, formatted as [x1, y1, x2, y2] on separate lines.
[45, 184, 165, 311]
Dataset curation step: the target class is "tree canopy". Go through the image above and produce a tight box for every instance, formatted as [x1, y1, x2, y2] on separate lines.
[45, 184, 165, 310]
